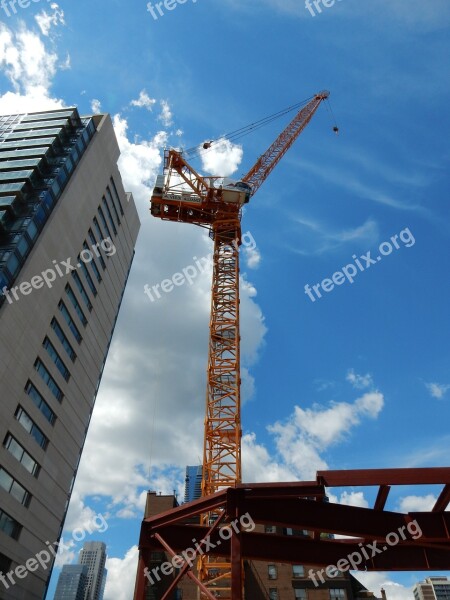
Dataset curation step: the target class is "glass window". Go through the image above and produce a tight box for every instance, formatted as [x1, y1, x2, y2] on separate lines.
[295, 590, 307, 599]
[105, 187, 121, 225]
[102, 196, 117, 235]
[15, 407, 49, 449]
[330, 590, 346, 600]
[98, 206, 112, 239]
[93, 216, 105, 244]
[83, 241, 102, 282]
[34, 358, 64, 400]
[265, 525, 276, 533]
[88, 228, 106, 270]
[268, 565, 277, 580]
[58, 300, 82, 343]
[293, 565, 304, 578]
[3, 434, 40, 477]
[110, 177, 124, 215]
[269, 589, 278, 600]
[71, 271, 92, 310]
[42, 338, 70, 381]
[78, 259, 97, 297]
[0, 552, 12, 575]
[65, 284, 87, 326]
[50, 318, 76, 361]
[0, 509, 21, 540]
[0, 468, 31, 507]
[25, 381, 56, 423]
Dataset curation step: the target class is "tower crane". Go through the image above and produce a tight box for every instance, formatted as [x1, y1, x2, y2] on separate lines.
[149, 90, 331, 599]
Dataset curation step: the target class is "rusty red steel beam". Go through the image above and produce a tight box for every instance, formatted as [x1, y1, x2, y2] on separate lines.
[140, 488, 227, 532]
[433, 484, 450, 512]
[374, 485, 391, 511]
[140, 527, 450, 570]
[317, 467, 450, 487]
[139, 506, 450, 552]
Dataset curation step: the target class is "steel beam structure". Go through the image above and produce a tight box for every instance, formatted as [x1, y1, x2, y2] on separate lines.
[134, 467, 450, 600]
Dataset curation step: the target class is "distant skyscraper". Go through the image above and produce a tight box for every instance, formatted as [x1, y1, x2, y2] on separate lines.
[184, 465, 202, 503]
[0, 107, 140, 599]
[414, 577, 450, 600]
[78, 542, 107, 600]
[54, 564, 88, 600]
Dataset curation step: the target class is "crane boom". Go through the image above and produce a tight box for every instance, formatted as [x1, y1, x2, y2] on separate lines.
[243, 90, 329, 196]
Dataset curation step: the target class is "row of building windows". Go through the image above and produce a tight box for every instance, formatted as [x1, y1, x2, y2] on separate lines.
[3, 433, 40, 477]
[51, 317, 77, 361]
[15, 406, 48, 449]
[34, 358, 64, 401]
[0, 466, 31, 507]
[0, 114, 96, 301]
[268, 564, 305, 579]
[43, 337, 70, 381]
[25, 380, 56, 424]
[266, 589, 346, 600]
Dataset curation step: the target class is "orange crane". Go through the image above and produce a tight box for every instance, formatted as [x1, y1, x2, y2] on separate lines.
[149, 90, 331, 598]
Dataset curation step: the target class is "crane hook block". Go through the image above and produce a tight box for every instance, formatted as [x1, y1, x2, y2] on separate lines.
[333, 126, 339, 134]
[203, 141, 212, 149]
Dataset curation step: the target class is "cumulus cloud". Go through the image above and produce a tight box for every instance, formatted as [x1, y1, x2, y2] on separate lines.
[266, 391, 384, 479]
[130, 89, 157, 111]
[0, 22, 64, 113]
[425, 382, 450, 399]
[104, 546, 139, 600]
[398, 494, 437, 513]
[201, 137, 243, 177]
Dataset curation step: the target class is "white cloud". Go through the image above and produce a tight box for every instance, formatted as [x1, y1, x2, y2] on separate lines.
[91, 98, 102, 114]
[200, 137, 243, 177]
[398, 494, 437, 513]
[336, 491, 369, 508]
[35, 3, 65, 37]
[292, 215, 379, 256]
[425, 382, 450, 399]
[130, 89, 156, 111]
[0, 23, 64, 113]
[347, 369, 374, 390]
[104, 546, 139, 600]
[354, 572, 414, 600]
[266, 391, 384, 479]
[158, 99, 173, 126]
[243, 245, 261, 269]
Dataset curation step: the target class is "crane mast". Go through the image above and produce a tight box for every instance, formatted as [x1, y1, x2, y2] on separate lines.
[149, 90, 330, 599]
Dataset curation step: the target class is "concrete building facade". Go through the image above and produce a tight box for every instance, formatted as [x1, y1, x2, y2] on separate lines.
[414, 578, 450, 600]
[0, 107, 140, 599]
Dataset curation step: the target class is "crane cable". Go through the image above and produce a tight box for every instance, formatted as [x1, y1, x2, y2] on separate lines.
[184, 95, 318, 159]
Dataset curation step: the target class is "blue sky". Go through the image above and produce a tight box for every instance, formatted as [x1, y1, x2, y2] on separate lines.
[0, 0, 449, 598]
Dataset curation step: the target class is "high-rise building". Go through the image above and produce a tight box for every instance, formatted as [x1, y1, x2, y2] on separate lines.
[414, 577, 450, 600]
[184, 465, 202, 503]
[78, 541, 107, 600]
[53, 564, 88, 600]
[0, 107, 140, 599]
